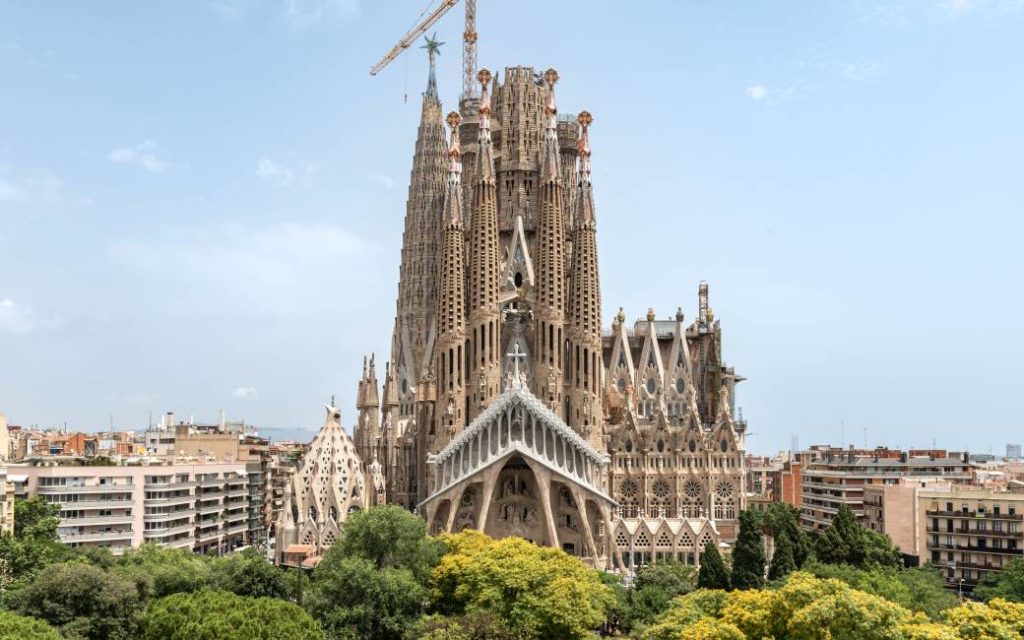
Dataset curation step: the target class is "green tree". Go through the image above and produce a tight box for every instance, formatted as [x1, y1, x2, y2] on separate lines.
[115, 542, 211, 600]
[209, 547, 286, 599]
[767, 529, 796, 581]
[696, 542, 730, 591]
[406, 612, 525, 640]
[11, 561, 142, 640]
[0, 497, 69, 583]
[975, 557, 1024, 603]
[308, 555, 427, 640]
[633, 559, 697, 596]
[814, 525, 851, 565]
[142, 589, 322, 640]
[0, 610, 62, 640]
[763, 503, 812, 567]
[331, 505, 442, 582]
[306, 506, 444, 640]
[430, 530, 613, 640]
[731, 510, 766, 590]
[861, 527, 902, 569]
[627, 559, 698, 628]
[803, 562, 955, 620]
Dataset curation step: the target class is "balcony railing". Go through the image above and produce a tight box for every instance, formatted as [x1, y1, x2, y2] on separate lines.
[60, 515, 134, 527]
[60, 530, 133, 542]
[925, 510, 1023, 521]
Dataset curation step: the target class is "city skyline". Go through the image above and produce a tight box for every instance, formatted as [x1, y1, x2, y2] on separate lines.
[2, 1, 1023, 455]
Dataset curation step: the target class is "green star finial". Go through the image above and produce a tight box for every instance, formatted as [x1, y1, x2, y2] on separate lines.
[421, 32, 444, 68]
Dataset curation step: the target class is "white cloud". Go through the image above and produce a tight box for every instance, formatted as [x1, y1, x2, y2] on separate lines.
[256, 156, 316, 187]
[0, 169, 66, 205]
[0, 298, 37, 334]
[108, 141, 172, 173]
[746, 85, 768, 100]
[368, 172, 395, 189]
[256, 157, 295, 186]
[284, 0, 360, 30]
[232, 386, 259, 400]
[0, 179, 28, 202]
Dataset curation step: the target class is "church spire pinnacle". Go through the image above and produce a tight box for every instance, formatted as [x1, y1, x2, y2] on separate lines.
[475, 68, 495, 180]
[541, 68, 561, 180]
[444, 111, 463, 225]
[575, 111, 595, 226]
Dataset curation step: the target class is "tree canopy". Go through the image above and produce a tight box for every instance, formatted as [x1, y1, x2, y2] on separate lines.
[975, 557, 1024, 603]
[697, 542, 730, 591]
[638, 571, 1022, 640]
[307, 506, 442, 640]
[430, 530, 614, 640]
[10, 561, 142, 640]
[0, 610, 62, 640]
[142, 589, 321, 640]
[730, 510, 766, 590]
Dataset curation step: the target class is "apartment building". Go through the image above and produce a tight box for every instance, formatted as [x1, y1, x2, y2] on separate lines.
[919, 489, 1024, 593]
[800, 450, 972, 532]
[14, 461, 265, 555]
[0, 466, 14, 534]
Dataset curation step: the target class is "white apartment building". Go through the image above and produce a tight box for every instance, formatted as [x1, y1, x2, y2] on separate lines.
[14, 462, 260, 555]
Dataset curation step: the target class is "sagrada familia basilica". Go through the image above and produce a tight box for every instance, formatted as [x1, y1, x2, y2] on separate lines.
[277, 53, 749, 571]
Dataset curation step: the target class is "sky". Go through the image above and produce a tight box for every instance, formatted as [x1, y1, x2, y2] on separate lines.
[1, 0, 1022, 454]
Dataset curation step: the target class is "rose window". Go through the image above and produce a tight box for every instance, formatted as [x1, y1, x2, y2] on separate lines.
[714, 480, 733, 499]
[684, 480, 702, 499]
[652, 479, 670, 499]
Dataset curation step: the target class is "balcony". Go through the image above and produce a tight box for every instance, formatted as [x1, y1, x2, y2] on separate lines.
[198, 478, 224, 489]
[60, 515, 134, 527]
[39, 485, 134, 496]
[60, 530, 133, 543]
[145, 494, 194, 506]
[225, 524, 247, 536]
[226, 489, 248, 499]
[53, 498, 135, 509]
[144, 523, 194, 538]
[144, 481, 196, 490]
[197, 530, 222, 543]
[225, 511, 248, 523]
[926, 510, 1023, 521]
[144, 510, 195, 522]
[196, 503, 223, 515]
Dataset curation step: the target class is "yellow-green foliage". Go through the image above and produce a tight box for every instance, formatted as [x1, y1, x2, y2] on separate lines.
[639, 572, 1024, 640]
[431, 530, 614, 640]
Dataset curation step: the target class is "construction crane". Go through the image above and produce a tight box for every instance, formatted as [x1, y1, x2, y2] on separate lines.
[369, 0, 478, 100]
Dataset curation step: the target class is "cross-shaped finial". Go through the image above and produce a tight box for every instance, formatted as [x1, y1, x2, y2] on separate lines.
[506, 342, 526, 387]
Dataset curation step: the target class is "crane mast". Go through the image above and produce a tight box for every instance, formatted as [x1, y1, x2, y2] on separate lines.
[461, 0, 477, 99]
[369, 0, 478, 100]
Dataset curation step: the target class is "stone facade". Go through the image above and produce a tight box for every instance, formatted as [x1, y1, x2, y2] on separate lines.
[346, 61, 748, 569]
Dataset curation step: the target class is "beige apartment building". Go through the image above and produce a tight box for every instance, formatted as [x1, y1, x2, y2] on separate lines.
[801, 452, 972, 532]
[919, 488, 1024, 592]
[14, 462, 262, 555]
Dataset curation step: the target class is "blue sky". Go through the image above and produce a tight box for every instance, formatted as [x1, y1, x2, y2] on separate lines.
[1, 1, 1021, 453]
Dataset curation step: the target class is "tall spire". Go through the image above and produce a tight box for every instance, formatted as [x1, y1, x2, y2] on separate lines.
[434, 111, 468, 449]
[392, 49, 448, 421]
[566, 110, 603, 448]
[467, 68, 502, 419]
[534, 68, 567, 414]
